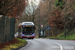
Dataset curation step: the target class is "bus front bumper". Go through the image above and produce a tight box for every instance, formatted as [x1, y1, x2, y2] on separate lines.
[22, 36, 35, 38]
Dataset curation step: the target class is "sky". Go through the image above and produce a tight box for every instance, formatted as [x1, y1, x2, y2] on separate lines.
[25, 0, 41, 15]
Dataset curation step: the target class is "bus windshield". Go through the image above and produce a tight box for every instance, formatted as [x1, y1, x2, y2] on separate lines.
[22, 26, 35, 35]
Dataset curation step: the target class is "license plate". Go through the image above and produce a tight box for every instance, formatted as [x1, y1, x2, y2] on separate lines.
[27, 36, 30, 37]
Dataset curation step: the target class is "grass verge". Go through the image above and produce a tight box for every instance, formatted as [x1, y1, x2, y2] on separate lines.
[50, 29, 75, 40]
[0, 38, 27, 50]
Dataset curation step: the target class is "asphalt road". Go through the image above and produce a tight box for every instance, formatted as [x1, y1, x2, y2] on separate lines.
[19, 38, 75, 50]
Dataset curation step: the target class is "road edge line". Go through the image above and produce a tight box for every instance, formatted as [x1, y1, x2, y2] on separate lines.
[51, 41, 63, 50]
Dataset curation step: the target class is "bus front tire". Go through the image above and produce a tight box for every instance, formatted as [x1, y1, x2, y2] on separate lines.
[28, 38, 34, 39]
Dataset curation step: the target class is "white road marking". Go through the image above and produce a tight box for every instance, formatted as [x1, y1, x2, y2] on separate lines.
[51, 41, 63, 50]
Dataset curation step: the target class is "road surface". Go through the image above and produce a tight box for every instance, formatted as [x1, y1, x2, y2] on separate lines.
[19, 38, 75, 50]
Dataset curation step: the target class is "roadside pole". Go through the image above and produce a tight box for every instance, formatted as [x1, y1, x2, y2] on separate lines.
[64, 0, 67, 38]
[47, 26, 51, 38]
[48, 29, 50, 38]
[41, 24, 43, 38]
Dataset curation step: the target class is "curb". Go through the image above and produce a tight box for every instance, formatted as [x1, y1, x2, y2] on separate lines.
[12, 42, 28, 50]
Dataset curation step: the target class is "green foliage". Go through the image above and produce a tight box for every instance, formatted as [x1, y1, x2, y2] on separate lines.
[68, 29, 75, 35]
[73, 4, 75, 9]
[55, 0, 65, 9]
[57, 32, 64, 37]
[50, 29, 75, 40]
[73, 4, 75, 12]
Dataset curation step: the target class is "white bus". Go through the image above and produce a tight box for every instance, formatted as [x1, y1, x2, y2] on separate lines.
[17, 22, 36, 39]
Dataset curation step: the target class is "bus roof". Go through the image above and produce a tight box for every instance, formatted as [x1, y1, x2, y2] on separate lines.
[19, 22, 34, 26]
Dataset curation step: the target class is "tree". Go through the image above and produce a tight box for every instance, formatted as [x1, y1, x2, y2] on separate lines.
[0, 0, 27, 18]
[25, 0, 40, 22]
[48, 8, 64, 29]
[55, 0, 65, 9]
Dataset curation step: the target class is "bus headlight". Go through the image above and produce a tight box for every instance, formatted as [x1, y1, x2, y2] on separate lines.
[22, 34, 24, 36]
[33, 34, 35, 36]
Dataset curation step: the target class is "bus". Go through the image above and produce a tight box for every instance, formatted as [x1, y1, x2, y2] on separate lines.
[17, 22, 36, 39]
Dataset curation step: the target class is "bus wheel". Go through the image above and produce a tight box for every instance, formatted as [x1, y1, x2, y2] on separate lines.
[31, 38, 34, 39]
[28, 38, 31, 39]
[21, 37, 23, 39]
